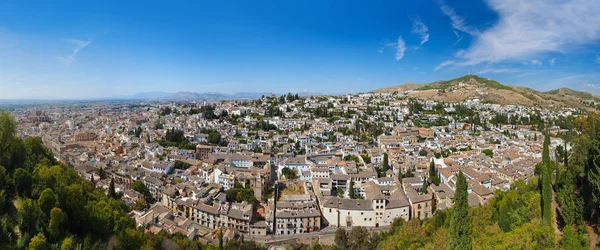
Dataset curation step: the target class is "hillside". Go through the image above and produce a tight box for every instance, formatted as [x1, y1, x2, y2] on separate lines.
[371, 75, 600, 110]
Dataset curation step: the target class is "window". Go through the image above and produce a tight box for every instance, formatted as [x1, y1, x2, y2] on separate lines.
[361, 212, 364, 215]
[329, 209, 332, 213]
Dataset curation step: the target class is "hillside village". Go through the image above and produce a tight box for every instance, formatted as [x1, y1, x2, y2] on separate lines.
[12, 76, 581, 243]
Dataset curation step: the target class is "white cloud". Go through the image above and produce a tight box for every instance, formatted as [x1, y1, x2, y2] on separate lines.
[57, 38, 91, 65]
[395, 36, 406, 60]
[439, 0, 479, 38]
[435, 60, 456, 71]
[379, 36, 406, 61]
[549, 58, 556, 65]
[584, 83, 600, 89]
[530, 60, 543, 67]
[437, 0, 600, 69]
[412, 19, 429, 46]
[596, 55, 600, 63]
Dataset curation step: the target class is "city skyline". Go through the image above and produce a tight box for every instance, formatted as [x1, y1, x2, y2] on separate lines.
[1, 0, 600, 99]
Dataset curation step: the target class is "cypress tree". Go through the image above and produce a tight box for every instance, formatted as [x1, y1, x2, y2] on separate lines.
[429, 160, 440, 185]
[422, 177, 428, 194]
[449, 171, 471, 250]
[382, 153, 389, 173]
[108, 179, 116, 199]
[542, 133, 550, 166]
[349, 179, 355, 199]
[541, 133, 552, 224]
[398, 168, 403, 184]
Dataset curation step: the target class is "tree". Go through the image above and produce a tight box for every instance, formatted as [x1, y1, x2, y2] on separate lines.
[0, 111, 17, 170]
[429, 160, 440, 186]
[49, 207, 67, 240]
[14, 168, 32, 196]
[218, 228, 224, 250]
[17, 198, 42, 235]
[482, 149, 493, 158]
[398, 171, 403, 184]
[348, 226, 370, 249]
[60, 237, 75, 250]
[37, 188, 56, 216]
[131, 198, 148, 211]
[422, 177, 428, 194]
[98, 167, 106, 180]
[334, 228, 348, 250]
[448, 171, 471, 250]
[541, 133, 552, 225]
[542, 133, 550, 166]
[349, 179, 355, 199]
[281, 167, 298, 180]
[382, 153, 389, 173]
[108, 179, 116, 199]
[28, 232, 47, 250]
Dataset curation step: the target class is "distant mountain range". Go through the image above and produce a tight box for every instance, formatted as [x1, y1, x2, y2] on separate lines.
[371, 75, 600, 110]
[110, 91, 323, 101]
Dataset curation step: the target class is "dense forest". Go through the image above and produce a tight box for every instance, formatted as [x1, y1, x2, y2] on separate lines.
[0, 111, 264, 250]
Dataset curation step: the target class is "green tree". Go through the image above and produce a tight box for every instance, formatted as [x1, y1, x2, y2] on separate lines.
[349, 179, 355, 199]
[49, 207, 67, 240]
[0, 215, 16, 246]
[429, 160, 440, 186]
[0, 111, 17, 170]
[542, 133, 550, 166]
[37, 188, 56, 216]
[541, 134, 552, 225]
[482, 149, 493, 158]
[17, 198, 43, 235]
[422, 177, 428, 194]
[382, 153, 389, 173]
[334, 228, 348, 250]
[398, 171, 403, 184]
[108, 179, 116, 199]
[448, 171, 471, 249]
[348, 226, 370, 249]
[60, 237, 75, 250]
[27, 232, 47, 250]
[14, 168, 32, 196]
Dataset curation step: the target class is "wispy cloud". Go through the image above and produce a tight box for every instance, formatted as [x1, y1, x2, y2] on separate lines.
[379, 36, 406, 61]
[584, 83, 600, 89]
[549, 58, 555, 65]
[530, 60, 543, 67]
[439, 0, 478, 42]
[436, 0, 600, 70]
[411, 19, 429, 46]
[596, 55, 600, 64]
[57, 38, 91, 66]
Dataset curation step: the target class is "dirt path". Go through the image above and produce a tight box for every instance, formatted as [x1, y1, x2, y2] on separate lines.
[586, 225, 599, 250]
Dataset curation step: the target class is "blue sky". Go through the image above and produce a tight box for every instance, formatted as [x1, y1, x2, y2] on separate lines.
[1, 0, 600, 99]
